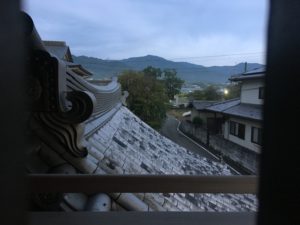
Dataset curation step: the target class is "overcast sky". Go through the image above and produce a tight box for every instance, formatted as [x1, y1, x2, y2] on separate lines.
[24, 0, 268, 66]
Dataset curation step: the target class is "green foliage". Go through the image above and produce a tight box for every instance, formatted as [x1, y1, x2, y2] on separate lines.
[162, 69, 184, 100]
[224, 83, 241, 100]
[188, 90, 204, 100]
[188, 85, 222, 101]
[143, 66, 162, 79]
[118, 69, 168, 129]
[192, 116, 203, 127]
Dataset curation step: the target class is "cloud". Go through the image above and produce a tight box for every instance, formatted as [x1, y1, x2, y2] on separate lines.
[24, 0, 267, 66]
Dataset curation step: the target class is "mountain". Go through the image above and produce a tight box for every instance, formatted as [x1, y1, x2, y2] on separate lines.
[73, 54, 263, 83]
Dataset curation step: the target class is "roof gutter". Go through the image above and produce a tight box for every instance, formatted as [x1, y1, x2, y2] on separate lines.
[229, 74, 265, 82]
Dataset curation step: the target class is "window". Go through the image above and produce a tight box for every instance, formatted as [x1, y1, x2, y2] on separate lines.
[259, 87, 264, 99]
[229, 121, 245, 139]
[251, 127, 262, 145]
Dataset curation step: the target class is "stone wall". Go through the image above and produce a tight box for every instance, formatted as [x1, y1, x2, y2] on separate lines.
[179, 121, 259, 174]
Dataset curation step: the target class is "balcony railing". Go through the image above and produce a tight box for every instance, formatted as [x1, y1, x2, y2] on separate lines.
[29, 174, 257, 194]
[29, 174, 258, 225]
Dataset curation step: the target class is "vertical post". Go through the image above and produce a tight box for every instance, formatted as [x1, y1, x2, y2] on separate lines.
[206, 127, 210, 147]
[0, 2, 27, 225]
[258, 1, 300, 225]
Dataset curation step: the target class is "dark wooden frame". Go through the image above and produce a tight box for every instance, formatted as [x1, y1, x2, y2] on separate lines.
[229, 121, 245, 139]
[251, 127, 262, 145]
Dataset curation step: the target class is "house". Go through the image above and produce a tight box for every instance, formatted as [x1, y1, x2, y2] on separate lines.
[192, 67, 264, 153]
[190, 100, 216, 123]
[221, 67, 264, 153]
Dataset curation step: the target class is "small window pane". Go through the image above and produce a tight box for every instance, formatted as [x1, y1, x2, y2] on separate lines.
[252, 127, 262, 145]
[238, 124, 245, 139]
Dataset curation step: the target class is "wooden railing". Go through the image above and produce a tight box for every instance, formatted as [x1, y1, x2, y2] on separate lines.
[29, 174, 257, 194]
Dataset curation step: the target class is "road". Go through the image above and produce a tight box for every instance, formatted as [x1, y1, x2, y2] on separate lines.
[160, 115, 219, 162]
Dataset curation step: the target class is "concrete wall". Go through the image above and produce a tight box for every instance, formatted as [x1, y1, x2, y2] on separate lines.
[240, 79, 264, 105]
[224, 117, 262, 153]
[179, 121, 259, 174]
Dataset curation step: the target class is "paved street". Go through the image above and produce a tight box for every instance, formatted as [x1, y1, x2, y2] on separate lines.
[160, 115, 219, 162]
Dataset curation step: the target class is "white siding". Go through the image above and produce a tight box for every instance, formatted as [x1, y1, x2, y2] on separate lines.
[224, 117, 262, 153]
[240, 80, 264, 105]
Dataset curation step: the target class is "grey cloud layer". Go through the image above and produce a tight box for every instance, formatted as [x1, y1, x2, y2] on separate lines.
[25, 0, 267, 66]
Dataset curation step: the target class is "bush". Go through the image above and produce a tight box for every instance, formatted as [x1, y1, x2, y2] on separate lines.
[192, 116, 203, 127]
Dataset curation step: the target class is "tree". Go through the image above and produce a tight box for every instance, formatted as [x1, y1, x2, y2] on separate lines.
[188, 90, 204, 100]
[118, 69, 168, 129]
[143, 66, 162, 79]
[224, 82, 241, 100]
[163, 69, 184, 100]
[202, 85, 222, 101]
[188, 85, 222, 101]
[192, 116, 203, 127]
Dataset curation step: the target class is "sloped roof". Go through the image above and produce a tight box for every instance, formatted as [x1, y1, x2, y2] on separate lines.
[65, 62, 93, 77]
[205, 99, 240, 112]
[44, 41, 93, 78]
[205, 99, 262, 121]
[229, 67, 265, 82]
[223, 103, 263, 121]
[29, 106, 257, 212]
[44, 41, 73, 62]
[83, 107, 257, 211]
[243, 66, 266, 75]
[192, 100, 217, 110]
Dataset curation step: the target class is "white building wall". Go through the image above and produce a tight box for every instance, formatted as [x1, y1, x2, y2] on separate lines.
[240, 80, 264, 105]
[224, 117, 262, 153]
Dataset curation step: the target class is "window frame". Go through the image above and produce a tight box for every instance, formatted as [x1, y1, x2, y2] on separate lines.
[229, 121, 245, 140]
[251, 127, 262, 145]
[258, 87, 264, 99]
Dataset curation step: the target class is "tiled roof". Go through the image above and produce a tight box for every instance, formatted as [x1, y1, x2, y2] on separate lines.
[223, 103, 263, 121]
[229, 67, 265, 82]
[205, 99, 262, 121]
[243, 67, 266, 75]
[205, 99, 240, 112]
[192, 100, 217, 110]
[44, 40, 72, 62]
[29, 106, 258, 212]
[83, 106, 257, 211]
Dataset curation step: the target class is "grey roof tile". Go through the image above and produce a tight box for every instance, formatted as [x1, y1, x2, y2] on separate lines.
[205, 99, 240, 112]
[223, 103, 263, 121]
[204, 99, 262, 121]
[192, 100, 217, 110]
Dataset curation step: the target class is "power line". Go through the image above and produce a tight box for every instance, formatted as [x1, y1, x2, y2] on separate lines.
[168, 51, 265, 60]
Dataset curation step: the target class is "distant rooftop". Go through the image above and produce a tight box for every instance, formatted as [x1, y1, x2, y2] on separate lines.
[191, 100, 217, 111]
[229, 67, 265, 82]
[44, 40, 73, 62]
[205, 99, 240, 112]
[243, 66, 266, 75]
